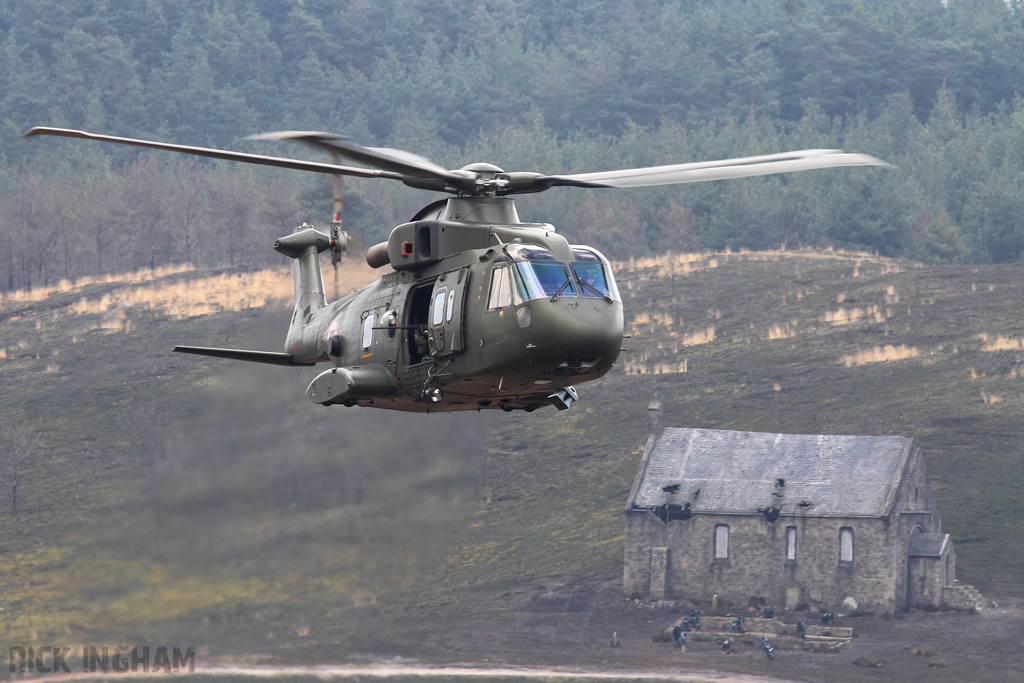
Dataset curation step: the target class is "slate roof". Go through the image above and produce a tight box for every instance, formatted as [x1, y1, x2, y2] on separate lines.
[909, 533, 949, 557]
[628, 428, 913, 518]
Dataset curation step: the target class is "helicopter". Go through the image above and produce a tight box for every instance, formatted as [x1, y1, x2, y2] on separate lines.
[24, 126, 888, 413]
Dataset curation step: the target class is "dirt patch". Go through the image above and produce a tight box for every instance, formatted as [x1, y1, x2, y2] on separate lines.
[273, 573, 1024, 683]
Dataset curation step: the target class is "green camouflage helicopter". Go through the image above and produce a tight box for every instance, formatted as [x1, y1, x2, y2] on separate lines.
[24, 126, 887, 413]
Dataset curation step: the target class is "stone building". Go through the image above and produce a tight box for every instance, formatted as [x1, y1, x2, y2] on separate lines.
[623, 400, 982, 613]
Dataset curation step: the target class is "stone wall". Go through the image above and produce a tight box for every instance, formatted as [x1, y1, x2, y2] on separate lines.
[907, 556, 945, 608]
[888, 447, 942, 610]
[623, 417, 952, 614]
[625, 509, 911, 613]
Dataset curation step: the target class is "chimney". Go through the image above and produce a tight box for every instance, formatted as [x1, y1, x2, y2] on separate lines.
[648, 395, 662, 437]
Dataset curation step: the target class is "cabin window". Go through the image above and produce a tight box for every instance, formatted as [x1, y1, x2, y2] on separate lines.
[487, 267, 513, 310]
[361, 311, 376, 350]
[786, 527, 797, 561]
[446, 289, 456, 322]
[840, 527, 854, 563]
[714, 524, 729, 559]
[432, 289, 447, 326]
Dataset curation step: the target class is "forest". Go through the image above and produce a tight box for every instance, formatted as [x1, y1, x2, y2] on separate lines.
[2, 0, 1024, 290]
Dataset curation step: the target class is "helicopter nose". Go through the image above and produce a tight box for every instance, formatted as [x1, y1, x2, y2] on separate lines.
[552, 306, 623, 362]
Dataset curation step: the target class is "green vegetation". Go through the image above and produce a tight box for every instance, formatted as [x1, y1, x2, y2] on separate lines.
[1, 250, 1023, 656]
[3, 1, 1024, 289]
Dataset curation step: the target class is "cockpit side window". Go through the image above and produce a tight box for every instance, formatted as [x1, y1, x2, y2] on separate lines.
[487, 266, 513, 310]
[570, 246, 621, 302]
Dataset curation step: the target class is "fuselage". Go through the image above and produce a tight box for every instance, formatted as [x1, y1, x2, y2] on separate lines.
[294, 198, 624, 412]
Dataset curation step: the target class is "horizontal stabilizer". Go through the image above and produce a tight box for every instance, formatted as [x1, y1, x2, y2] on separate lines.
[174, 345, 316, 366]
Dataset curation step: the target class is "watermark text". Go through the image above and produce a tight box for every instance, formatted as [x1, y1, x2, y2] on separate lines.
[9, 646, 194, 674]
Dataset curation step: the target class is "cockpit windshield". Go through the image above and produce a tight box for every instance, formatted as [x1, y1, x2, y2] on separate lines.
[515, 261, 577, 299]
[493, 244, 619, 304]
[495, 244, 576, 301]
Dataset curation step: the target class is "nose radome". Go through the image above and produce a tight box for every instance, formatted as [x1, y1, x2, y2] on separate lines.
[552, 307, 622, 360]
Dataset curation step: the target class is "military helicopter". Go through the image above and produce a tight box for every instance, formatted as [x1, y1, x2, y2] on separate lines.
[24, 126, 888, 413]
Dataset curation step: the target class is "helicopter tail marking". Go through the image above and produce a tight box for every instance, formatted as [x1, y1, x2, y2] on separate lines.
[275, 225, 331, 354]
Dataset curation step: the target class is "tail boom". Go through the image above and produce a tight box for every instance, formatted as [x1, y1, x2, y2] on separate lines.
[276, 224, 331, 362]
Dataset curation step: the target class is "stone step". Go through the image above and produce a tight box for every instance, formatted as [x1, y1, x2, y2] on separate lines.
[940, 583, 988, 611]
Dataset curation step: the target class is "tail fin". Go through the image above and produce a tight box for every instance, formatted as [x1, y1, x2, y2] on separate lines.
[275, 224, 331, 357]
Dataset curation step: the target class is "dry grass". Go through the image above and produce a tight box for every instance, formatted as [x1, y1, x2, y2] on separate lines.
[979, 334, 1024, 352]
[682, 326, 716, 346]
[68, 269, 296, 319]
[842, 345, 920, 367]
[825, 306, 886, 325]
[619, 247, 894, 270]
[623, 359, 687, 375]
[981, 391, 1003, 404]
[632, 311, 675, 328]
[5, 261, 379, 325]
[1, 264, 194, 305]
[4, 261, 380, 338]
[766, 322, 799, 340]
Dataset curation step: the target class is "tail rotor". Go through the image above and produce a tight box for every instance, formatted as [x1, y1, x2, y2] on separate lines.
[328, 152, 351, 298]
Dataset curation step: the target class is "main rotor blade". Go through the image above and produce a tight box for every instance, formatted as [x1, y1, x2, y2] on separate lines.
[527, 150, 892, 191]
[250, 131, 469, 188]
[22, 127, 404, 181]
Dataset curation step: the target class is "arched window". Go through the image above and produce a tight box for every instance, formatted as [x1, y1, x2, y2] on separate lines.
[714, 524, 729, 559]
[839, 527, 854, 563]
[786, 527, 797, 561]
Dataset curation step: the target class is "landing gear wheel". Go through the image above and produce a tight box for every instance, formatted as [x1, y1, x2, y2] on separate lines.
[423, 386, 443, 404]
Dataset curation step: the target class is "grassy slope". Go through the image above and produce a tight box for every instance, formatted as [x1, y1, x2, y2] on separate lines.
[1, 250, 1023, 654]
[450, 250, 1024, 599]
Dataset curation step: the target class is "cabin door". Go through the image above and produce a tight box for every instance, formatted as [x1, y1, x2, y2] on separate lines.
[429, 267, 469, 357]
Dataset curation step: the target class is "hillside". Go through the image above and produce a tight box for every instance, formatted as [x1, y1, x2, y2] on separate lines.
[1, 249, 1023, 668]
[456, 249, 1024, 598]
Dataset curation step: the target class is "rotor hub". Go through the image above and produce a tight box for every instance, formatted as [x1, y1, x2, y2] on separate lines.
[460, 162, 504, 177]
[453, 162, 507, 196]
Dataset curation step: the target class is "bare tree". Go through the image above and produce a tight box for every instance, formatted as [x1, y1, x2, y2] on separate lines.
[0, 409, 41, 518]
[213, 167, 256, 266]
[168, 162, 206, 266]
[126, 401, 169, 525]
